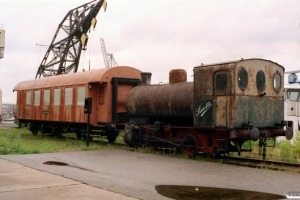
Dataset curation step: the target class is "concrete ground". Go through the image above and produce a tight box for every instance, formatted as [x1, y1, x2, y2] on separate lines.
[0, 123, 138, 200]
[0, 123, 297, 199]
[0, 158, 138, 200]
[2, 149, 300, 200]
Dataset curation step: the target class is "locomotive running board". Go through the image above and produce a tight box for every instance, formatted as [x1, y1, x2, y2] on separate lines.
[151, 136, 182, 147]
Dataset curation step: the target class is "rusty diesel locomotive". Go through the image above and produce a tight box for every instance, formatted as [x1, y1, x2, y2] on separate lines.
[123, 58, 293, 160]
[13, 59, 293, 160]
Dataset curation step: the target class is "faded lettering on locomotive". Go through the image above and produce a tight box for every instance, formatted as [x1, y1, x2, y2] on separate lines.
[195, 100, 213, 125]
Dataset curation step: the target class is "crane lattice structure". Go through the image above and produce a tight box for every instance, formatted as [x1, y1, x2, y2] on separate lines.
[35, 0, 107, 78]
[100, 38, 118, 68]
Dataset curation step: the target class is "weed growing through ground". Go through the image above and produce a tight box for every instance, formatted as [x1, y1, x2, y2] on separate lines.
[0, 127, 106, 155]
[1, 127, 300, 165]
[231, 131, 300, 163]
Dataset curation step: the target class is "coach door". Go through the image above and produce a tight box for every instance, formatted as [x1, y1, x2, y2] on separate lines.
[90, 82, 109, 123]
[85, 82, 105, 124]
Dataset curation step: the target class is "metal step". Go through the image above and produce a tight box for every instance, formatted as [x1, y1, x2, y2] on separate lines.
[91, 130, 105, 132]
[93, 125, 106, 128]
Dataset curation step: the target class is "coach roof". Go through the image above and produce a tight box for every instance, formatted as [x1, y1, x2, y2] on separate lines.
[13, 66, 141, 91]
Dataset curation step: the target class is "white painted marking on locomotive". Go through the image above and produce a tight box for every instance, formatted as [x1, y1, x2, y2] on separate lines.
[196, 101, 212, 116]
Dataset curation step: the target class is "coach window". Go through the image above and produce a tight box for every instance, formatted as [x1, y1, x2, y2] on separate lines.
[256, 71, 265, 92]
[34, 91, 40, 106]
[214, 71, 230, 95]
[65, 88, 73, 106]
[99, 86, 105, 104]
[273, 73, 281, 92]
[26, 91, 32, 106]
[77, 86, 85, 105]
[238, 68, 248, 90]
[44, 90, 50, 106]
[54, 89, 61, 106]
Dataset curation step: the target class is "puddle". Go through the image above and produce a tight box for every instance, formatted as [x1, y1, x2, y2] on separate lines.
[155, 185, 286, 200]
[43, 161, 69, 166]
[43, 161, 95, 172]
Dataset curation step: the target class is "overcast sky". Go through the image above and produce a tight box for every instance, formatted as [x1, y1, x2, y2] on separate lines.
[0, 0, 299, 103]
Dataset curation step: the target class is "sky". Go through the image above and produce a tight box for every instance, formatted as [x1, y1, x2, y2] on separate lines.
[0, 0, 299, 103]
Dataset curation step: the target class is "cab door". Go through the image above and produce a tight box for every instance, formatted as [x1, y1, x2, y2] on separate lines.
[214, 71, 230, 127]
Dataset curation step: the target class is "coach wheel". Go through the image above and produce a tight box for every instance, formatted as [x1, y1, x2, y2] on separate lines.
[81, 131, 93, 142]
[52, 128, 62, 138]
[57, 128, 63, 138]
[32, 129, 38, 136]
[182, 134, 199, 157]
[107, 131, 118, 143]
[107, 135, 117, 143]
[76, 130, 82, 140]
[87, 136, 93, 142]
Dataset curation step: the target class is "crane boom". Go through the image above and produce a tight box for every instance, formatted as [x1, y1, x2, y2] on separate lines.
[100, 38, 109, 68]
[35, 0, 107, 78]
[100, 38, 118, 68]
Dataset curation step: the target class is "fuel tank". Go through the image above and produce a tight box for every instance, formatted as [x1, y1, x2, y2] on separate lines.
[125, 82, 193, 118]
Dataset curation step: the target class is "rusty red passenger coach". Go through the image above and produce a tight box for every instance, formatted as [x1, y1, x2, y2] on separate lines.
[14, 66, 141, 142]
[14, 59, 293, 160]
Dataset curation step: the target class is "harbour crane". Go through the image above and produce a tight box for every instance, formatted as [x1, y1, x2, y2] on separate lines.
[100, 38, 118, 68]
[35, 0, 107, 78]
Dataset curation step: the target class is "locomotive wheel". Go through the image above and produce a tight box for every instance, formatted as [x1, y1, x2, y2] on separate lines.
[182, 134, 199, 157]
[107, 135, 117, 143]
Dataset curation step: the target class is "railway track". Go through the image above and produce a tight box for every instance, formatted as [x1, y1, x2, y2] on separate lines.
[208, 156, 300, 173]
[63, 135, 300, 173]
[123, 144, 300, 173]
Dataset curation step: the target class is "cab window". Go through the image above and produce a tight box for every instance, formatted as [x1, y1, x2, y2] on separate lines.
[238, 68, 248, 90]
[214, 71, 230, 95]
[256, 71, 265, 92]
[273, 73, 281, 92]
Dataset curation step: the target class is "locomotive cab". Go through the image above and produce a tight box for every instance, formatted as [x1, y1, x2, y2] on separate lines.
[194, 59, 286, 129]
[193, 59, 293, 158]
